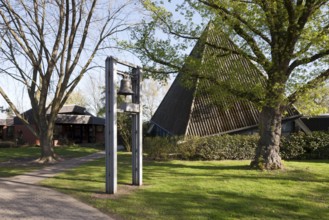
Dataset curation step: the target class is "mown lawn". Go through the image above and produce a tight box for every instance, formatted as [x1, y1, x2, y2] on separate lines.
[0, 145, 100, 177]
[41, 153, 329, 220]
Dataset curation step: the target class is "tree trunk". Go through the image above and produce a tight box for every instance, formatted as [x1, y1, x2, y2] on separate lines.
[250, 105, 284, 170]
[36, 119, 58, 163]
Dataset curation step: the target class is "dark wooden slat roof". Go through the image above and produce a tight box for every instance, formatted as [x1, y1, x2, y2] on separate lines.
[151, 24, 300, 137]
[150, 32, 205, 135]
[150, 75, 195, 135]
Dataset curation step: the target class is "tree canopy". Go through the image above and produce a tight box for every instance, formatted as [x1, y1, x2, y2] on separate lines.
[130, 0, 329, 169]
[132, 0, 329, 98]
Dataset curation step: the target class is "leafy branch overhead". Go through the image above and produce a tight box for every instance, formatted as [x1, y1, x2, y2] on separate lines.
[131, 0, 329, 104]
[131, 0, 329, 170]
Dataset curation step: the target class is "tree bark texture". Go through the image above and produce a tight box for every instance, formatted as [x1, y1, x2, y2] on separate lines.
[36, 118, 58, 163]
[251, 105, 283, 170]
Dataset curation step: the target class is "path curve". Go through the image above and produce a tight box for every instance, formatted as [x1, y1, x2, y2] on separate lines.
[0, 152, 114, 220]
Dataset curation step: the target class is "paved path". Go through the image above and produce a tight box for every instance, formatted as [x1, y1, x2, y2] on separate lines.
[0, 152, 114, 220]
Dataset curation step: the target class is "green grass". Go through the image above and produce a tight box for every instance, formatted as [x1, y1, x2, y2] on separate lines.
[0, 145, 100, 177]
[41, 153, 329, 220]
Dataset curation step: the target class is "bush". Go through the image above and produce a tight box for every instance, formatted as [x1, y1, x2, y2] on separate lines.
[179, 135, 258, 160]
[144, 135, 258, 160]
[145, 132, 329, 161]
[280, 132, 329, 160]
[144, 136, 180, 160]
[280, 133, 307, 160]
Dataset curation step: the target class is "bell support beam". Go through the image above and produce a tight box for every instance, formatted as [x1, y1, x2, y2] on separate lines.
[131, 67, 143, 186]
[105, 56, 143, 194]
[105, 56, 118, 194]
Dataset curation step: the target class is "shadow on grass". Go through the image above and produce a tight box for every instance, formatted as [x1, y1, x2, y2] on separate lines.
[0, 166, 42, 177]
[131, 188, 328, 219]
[38, 153, 329, 219]
[13, 156, 328, 188]
[141, 158, 329, 184]
[147, 162, 251, 171]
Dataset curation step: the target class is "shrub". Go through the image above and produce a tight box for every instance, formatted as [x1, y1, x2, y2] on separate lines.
[280, 132, 329, 160]
[145, 132, 329, 161]
[179, 135, 258, 160]
[280, 133, 307, 160]
[144, 134, 258, 160]
[144, 136, 180, 160]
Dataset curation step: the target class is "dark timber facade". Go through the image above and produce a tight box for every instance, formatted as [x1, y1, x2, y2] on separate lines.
[149, 24, 301, 137]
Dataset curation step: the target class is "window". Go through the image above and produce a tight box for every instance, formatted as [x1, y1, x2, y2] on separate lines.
[54, 125, 62, 139]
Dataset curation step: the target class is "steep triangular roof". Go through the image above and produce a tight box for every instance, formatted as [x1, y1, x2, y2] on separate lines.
[151, 24, 299, 137]
[149, 29, 206, 135]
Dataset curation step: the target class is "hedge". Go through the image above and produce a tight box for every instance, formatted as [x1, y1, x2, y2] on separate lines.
[144, 136, 180, 160]
[144, 135, 258, 160]
[178, 135, 258, 160]
[144, 132, 329, 161]
[280, 132, 329, 160]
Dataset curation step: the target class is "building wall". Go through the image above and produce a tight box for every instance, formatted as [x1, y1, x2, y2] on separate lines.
[54, 124, 105, 145]
[0, 125, 15, 141]
[0, 126, 6, 140]
[95, 125, 105, 143]
[301, 117, 329, 132]
[14, 125, 38, 145]
[2, 123, 105, 146]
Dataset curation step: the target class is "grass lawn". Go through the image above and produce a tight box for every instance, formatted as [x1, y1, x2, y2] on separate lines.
[41, 153, 329, 220]
[0, 145, 100, 177]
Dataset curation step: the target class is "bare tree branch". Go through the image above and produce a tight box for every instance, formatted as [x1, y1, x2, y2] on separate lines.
[0, 0, 138, 159]
[0, 86, 38, 137]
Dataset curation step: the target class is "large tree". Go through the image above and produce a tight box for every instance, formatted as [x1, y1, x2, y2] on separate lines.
[130, 0, 329, 169]
[0, 0, 137, 162]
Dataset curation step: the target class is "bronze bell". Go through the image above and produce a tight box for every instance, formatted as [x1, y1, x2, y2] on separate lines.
[118, 75, 134, 96]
